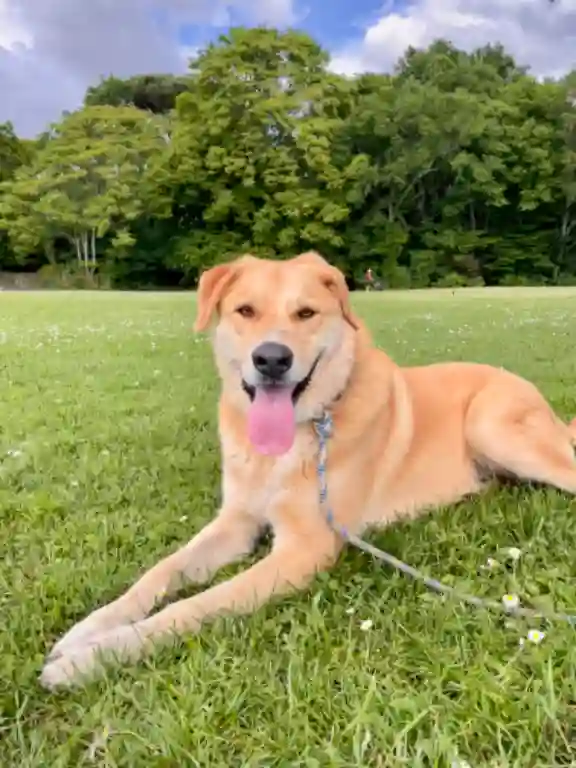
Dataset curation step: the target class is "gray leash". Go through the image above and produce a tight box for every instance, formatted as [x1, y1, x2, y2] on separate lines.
[313, 412, 576, 627]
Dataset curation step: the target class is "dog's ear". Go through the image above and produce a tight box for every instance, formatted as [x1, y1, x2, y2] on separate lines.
[194, 261, 239, 332]
[194, 254, 261, 331]
[293, 251, 331, 268]
[295, 252, 359, 330]
[322, 266, 360, 330]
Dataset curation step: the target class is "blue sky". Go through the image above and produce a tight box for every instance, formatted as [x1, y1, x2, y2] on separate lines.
[1, 0, 575, 137]
[176, 0, 391, 53]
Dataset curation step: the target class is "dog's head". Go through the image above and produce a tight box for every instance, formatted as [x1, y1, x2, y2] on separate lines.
[194, 252, 360, 456]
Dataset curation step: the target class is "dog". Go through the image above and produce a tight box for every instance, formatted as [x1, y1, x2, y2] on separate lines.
[40, 251, 576, 689]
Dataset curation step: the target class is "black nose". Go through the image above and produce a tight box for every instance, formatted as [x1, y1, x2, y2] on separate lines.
[252, 342, 294, 380]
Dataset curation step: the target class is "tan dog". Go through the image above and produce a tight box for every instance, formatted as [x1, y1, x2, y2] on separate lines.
[40, 252, 576, 689]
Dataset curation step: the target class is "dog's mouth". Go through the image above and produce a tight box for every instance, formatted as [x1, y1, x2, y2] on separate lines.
[242, 354, 322, 457]
[241, 353, 322, 404]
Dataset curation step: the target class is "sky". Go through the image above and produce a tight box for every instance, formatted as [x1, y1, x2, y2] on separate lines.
[0, 0, 575, 138]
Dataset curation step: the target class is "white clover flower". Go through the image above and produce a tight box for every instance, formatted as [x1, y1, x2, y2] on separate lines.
[506, 547, 522, 562]
[359, 619, 373, 631]
[519, 629, 546, 647]
[502, 594, 520, 611]
[345, 607, 355, 615]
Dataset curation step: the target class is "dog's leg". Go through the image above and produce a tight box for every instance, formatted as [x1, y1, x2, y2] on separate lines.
[40, 528, 339, 689]
[467, 389, 576, 493]
[47, 508, 262, 659]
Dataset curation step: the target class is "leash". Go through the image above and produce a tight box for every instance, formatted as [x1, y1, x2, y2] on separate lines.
[313, 411, 576, 627]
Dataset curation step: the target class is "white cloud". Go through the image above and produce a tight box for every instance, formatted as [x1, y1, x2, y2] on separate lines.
[329, 0, 576, 80]
[0, 0, 297, 137]
[0, 0, 31, 48]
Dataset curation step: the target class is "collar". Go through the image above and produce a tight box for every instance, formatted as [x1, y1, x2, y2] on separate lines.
[313, 410, 333, 441]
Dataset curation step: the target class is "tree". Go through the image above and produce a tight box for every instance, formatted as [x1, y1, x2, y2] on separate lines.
[339, 74, 494, 284]
[0, 122, 32, 182]
[0, 123, 35, 269]
[396, 41, 525, 93]
[85, 74, 193, 114]
[2, 33, 576, 289]
[0, 106, 170, 273]
[164, 27, 361, 279]
[337, 42, 576, 287]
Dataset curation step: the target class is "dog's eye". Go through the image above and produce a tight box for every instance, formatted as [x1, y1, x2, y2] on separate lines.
[236, 304, 255, 318]
[296, 307, 316, 320]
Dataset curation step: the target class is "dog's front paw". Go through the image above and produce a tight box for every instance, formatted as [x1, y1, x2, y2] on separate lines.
[40, 624, 147, 690]
[48, 601, 136, 661]
[40, 647, 97, 690]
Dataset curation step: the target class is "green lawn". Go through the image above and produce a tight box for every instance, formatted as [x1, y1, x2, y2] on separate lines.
[2, 288, 576, 767]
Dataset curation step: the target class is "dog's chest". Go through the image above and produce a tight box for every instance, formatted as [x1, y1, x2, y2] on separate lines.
[222, 430, 318, 522]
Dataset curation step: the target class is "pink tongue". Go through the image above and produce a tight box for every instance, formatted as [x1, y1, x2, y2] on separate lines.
[248, 388, 296, 456]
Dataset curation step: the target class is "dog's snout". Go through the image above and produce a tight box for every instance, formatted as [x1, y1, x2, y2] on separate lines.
[252, 342, 294, 380]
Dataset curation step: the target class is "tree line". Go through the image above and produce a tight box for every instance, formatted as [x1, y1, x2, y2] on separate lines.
[1, 27, 576, 289]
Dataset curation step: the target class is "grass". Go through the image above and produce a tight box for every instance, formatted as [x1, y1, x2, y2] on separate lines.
[1, 287, 576, 767]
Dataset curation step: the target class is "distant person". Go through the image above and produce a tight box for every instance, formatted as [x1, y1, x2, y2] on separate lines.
[365, 267, 374, 291]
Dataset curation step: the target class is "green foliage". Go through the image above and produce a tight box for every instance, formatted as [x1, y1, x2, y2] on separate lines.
[166, 27, 359, 273]
[0, 122, 32, 267]
[85, 74, 194, 114]
[36, 262, 111, 289]
[0, 105, 170, 273]
[0, 122, 31, 181]
[2, 29, 576, 287]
